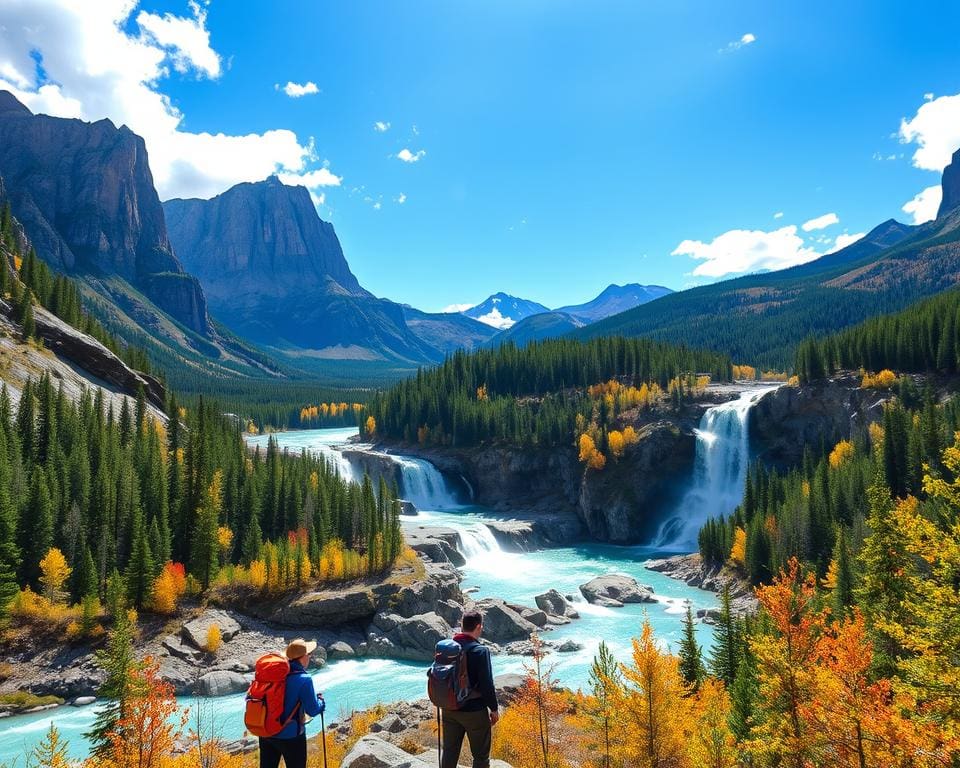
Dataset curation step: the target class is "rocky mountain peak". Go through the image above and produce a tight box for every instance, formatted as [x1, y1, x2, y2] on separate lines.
[937, 147, 960, 219]
[0, 91, 208, 334]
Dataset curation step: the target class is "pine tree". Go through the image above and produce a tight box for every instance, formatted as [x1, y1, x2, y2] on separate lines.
[678, 602, 706, 691]
[709, 586, 740, 687]
[86, 608, 139, 756]
[832, 527, 855, 615]
[588, 640, 621, 768]
[728, 639, 759, 741]
[0, 430, 20, 613]
[20, 465, 54, 588]
[858, 470, 912, 676]
[190, 470, 222, 590]
[125, 508, 154, 609]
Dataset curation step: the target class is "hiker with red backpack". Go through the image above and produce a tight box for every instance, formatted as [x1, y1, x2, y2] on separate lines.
[427, 610, 500, 768]
[245, 638, 327, 768]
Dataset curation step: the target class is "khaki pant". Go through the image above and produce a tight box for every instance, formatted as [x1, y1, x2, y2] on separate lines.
[441, 708, 491, 768]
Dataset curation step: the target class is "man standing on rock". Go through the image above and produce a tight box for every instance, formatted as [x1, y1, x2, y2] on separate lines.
[441, 610, 500, 768]
[259, 638, 326, 768]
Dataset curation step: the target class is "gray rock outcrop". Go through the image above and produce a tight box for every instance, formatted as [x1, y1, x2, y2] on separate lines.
[341, 734, 430, 768]
[535, 589, 580, 619]
[196, 670, 251, 697]
[579, 575, 654, 606]
[181, 609, 242, 649]
[469, 599, 537, 643]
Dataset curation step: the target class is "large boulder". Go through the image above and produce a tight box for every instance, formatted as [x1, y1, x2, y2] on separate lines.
[341, 734, 429, 768]
[405, 526, 465, 567]
[471, 599, 537, 643]
[181, 610, 241, 649]
[276, 588, 377, 627]
[196, 670, 251, 697]
[579, 575, 654, 606]
[534, 589, 580, 619]
[367, 612, 452, 661]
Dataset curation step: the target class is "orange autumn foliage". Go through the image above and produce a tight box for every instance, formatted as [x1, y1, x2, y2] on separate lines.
[104, 657, 187, 768]
[149, 562, 187, 615]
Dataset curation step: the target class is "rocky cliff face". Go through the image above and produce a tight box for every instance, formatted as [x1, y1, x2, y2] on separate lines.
[0, 91, 207, 334]
[164, 176, 362, 299]
[163, 177, 443, 362]
[938, 148, 960, 220]
[389, 413, 699, 545]
[750, 375, 889, 464]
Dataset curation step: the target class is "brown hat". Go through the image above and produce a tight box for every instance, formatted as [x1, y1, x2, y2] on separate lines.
[285, 638, 318, 659]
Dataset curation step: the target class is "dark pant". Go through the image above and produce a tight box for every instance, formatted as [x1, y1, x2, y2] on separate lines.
[259, 734, 307, 768]
[441, 708, 492, 768]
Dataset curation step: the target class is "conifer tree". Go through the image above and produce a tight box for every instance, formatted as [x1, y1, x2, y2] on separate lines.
[0, 430, 20, 613]
[832, 527, 855, 615]
[20, 465, 54, 588]
[728, 635, 759, 741]
[87, 608, 139, 756]
[709, 586, 740, 687]
[125, 508, 154, 609]
[678, 603, 706, 691]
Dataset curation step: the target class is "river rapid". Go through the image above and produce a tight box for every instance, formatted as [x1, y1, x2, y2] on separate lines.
[0, 391, 771, 761]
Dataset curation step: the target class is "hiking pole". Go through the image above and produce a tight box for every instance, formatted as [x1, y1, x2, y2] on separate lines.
[436, 707, 442, 768]
[320, 708, 328, 768]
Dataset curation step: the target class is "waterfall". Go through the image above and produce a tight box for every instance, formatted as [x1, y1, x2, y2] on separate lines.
[458, 524, 502, 560]
[323, 449, 358, 484]
[653, 388, 774, 549]
[394, 456, 459, 510]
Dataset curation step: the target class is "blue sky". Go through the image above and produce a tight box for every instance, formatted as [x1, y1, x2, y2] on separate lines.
[2, 1, 960, 311]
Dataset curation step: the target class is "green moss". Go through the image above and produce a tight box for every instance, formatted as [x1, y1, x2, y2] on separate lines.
[0, 691, 64, 711]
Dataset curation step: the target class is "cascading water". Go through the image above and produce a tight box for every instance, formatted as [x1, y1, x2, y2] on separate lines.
[653, 387, 775, 549]
[394, 455, 459, 510]
[458, 523, 502, 560]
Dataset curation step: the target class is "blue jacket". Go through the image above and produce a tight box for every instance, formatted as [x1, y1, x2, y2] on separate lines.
[274, 660, 324, 739]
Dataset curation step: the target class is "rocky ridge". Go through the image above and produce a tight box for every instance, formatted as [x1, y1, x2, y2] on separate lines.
[0, 92, 207, 335]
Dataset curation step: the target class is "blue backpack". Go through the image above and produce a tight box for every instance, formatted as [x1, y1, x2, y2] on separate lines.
[427, 638, 476, 709]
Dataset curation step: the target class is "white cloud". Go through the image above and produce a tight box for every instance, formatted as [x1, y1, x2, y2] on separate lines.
[899, 92, 960, 171]
[278, 81, 319, 98]
[773, 211, 784, 219]
[473, 307, 515, 329]
[373, 201, 381, 210]
[395, 193, 407, 204]
[827, 232, 866, 254]
[902, 184, 942, 224]
[397, 148, 426, 163]
[924, 92, 935, 101]
[373, 121, 390, 132]
[0, 0, 331, 200]
[278, 168, 342, 188]
[441, 303, 475, 314]
[673, 225, 820, 278]
[801, 212, 840, 232]
[720, 32, 757, 53]
[137, 1, 220, 77]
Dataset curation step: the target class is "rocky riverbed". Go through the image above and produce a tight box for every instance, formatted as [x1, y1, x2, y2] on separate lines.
[645, 553, 757, 616]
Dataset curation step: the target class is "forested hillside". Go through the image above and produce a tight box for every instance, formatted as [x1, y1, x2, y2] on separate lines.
[369, 336, 731, 448]
[574, 212, 960, 368]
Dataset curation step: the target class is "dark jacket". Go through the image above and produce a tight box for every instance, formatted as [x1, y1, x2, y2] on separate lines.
[453, 632, 499, 713]
[274, 660, 324, 739]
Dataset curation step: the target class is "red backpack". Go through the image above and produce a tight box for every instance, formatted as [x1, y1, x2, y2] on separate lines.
[244, 653, 301, 737]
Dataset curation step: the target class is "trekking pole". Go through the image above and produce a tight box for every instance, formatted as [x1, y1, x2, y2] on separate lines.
[436, 707, 442, 768]
[321, 709, 328, 768]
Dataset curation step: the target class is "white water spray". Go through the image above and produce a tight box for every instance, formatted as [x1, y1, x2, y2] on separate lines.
[653, 388, 774, 549]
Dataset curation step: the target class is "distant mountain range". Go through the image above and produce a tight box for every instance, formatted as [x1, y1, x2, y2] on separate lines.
[575, 166, 960, 368]
[462, 293, 551, 329]
[459, 284, 674, 340]
[4, 86, 960, 385]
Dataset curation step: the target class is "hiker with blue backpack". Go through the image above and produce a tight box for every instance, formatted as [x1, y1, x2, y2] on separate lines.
[427, 609, 500, 768]
[245, 637, 328, 768]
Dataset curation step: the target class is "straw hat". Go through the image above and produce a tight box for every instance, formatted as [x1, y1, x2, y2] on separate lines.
[285, 637, 318, 659]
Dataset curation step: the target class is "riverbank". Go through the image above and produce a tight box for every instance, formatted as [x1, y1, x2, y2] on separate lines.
[645, 552, 758, 615]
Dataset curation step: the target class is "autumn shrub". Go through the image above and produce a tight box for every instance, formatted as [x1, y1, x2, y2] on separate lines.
[150, 561, 187, 615]
[861, 368, 897, 389]
[205, 623, 222, 654]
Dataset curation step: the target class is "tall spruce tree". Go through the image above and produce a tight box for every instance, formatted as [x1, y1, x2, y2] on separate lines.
[678, 603, 706, 691]
[708, 586, 740, 687]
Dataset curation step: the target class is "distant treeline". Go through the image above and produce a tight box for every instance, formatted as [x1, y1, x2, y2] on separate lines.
[796, 286, 960, 382]
[369, 337, 732, 447]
